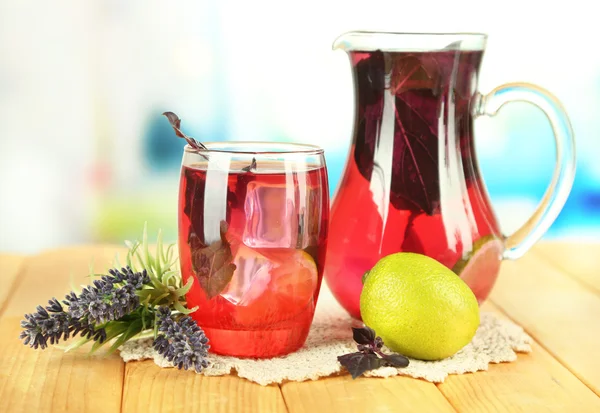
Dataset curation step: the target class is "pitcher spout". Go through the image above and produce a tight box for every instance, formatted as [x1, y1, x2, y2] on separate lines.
[332, 31, 386, 52]
[332, 31, 360, 51]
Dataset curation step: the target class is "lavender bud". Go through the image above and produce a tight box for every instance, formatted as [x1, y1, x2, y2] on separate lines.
[153, 306, 209, 373]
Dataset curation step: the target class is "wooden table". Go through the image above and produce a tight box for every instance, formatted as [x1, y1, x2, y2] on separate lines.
[1, 242, 599, 412]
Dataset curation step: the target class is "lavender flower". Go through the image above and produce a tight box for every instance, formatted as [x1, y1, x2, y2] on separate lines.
[19, 299, 69, 349]
[70, 316, 107, 343]
[20, 266, 148, 349]
[64, 267, 148, 325]
[21, 225, 191, 356]
[19, 298, 106, 349]
[108, 267, 151, 289]
[154, 306, 210, 373]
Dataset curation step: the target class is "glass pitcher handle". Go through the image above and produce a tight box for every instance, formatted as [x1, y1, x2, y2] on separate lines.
[475, 82, 577, 260]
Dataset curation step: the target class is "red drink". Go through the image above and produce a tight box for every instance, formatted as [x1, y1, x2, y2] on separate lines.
[179, 145, 329, 358]
[325, 49, 503, 320]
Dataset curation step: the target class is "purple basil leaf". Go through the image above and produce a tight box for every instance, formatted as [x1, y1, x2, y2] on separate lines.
[352, 53, 439, 215]
[352, 51, 480, 215]
[380, 353, 410, 368]
[182, 167, 208, 238]
[162, 111, 183, 135]
[390, 54, 441, 96]
[356, 344, 377, 355]
[353, 52, 384, 190]
[338, 352, 384, 379]
[162, 111, 208, 152]
[352, 326, 376, 345]
[389, 92, 439, 214]
[191, 220, 236, 299]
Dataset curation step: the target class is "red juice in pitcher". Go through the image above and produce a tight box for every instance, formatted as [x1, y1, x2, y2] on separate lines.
[179, 154, 329, 357]
[325, 49, 503, 320]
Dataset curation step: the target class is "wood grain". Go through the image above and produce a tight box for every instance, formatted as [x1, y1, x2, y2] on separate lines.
[1, 245, 127, 318]
[489, 252, 600, 396]
[533, 242, 600, 293]
[122, 360, 288, 413]
[0, 255, 25, 311]
[0, 316, 124, 413]
[0, 246, 127, 413]
[281, 374, 455, 413]
[1, 242, 599, 412]
[437, 302, 600, 412]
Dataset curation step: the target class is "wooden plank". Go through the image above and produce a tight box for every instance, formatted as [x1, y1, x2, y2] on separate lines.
[0, 316, 124, 413]
[533, 242, 600, 293]
[1, 245, 127, 318]
[0, 246, 127, 413]
[112, 237, 288, 413]
[437, 302, 600, 412]
[281, 374, 455, 413]
[0, 255, 26, 311]
[122, 360, 288, 413]
[489, 252, 600, 396]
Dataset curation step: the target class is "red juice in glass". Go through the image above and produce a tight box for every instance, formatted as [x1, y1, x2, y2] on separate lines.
[178, 143, 329, 358]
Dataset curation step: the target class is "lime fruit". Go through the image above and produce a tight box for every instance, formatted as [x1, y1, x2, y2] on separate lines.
[360, 252, 480, 361]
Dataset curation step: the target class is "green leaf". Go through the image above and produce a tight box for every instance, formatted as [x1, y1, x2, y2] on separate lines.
[161, 270, 178, 286]
[90, 338, 108, 354]
[141, 310, 148, 331]
[151, 291, 171, 305]
[165, 243, 175, 266]
[165, 256, 179, 274]
[102, 321, 129, 339]
[156, 229, 163, 277]
[106, 319, 144, 354]
[57, 225, 201, 356]
[140, 305, 156, 331]
[153, 312, 160, 339]
[133, 246, 145, 271]
[142, 222, 155, 275]
[175, 277, 194, 296]
[130, 329, 156, 341]
[125, 240, 139, 272]
[191, 220, 236, 299]
[63, 337, 92, 353]
[173, 300, 197, 315]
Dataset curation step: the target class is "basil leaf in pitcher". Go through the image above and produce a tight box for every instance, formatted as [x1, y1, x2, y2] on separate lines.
[352, 51, 440, 215]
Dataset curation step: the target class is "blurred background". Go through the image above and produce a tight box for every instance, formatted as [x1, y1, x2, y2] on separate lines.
[1, 0, 598, 253]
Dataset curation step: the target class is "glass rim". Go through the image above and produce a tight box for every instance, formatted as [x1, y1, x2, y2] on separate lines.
[333, 31, 488, 52]
[184, 141, 324, 155]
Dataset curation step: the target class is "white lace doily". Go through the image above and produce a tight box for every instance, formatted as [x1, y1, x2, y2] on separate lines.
[120, 286, 531, 386]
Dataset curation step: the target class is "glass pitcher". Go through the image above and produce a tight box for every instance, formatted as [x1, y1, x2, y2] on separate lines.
[324, 31, 576, 320]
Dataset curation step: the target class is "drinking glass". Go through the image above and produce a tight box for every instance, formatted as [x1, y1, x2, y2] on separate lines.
[178, 142, 329, 358]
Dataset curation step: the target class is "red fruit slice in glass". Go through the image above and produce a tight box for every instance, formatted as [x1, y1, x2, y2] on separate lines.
[230, 248, 318, 328]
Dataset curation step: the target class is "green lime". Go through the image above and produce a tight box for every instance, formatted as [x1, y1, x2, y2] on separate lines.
[360, 252, 480, 361]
